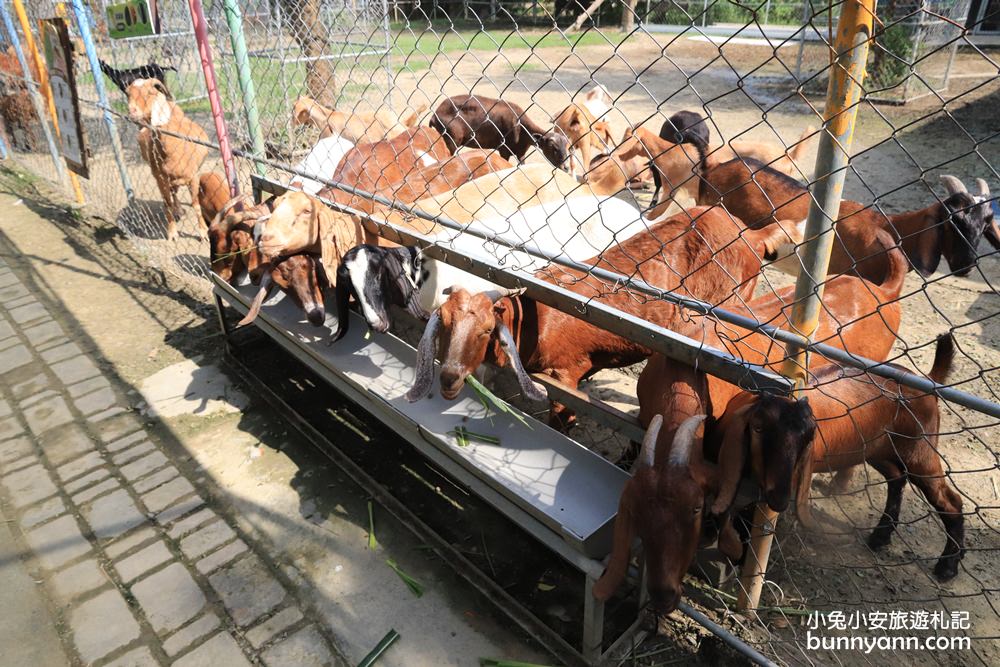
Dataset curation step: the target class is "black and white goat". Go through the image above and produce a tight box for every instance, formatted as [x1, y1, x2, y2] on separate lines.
[332, 245, 429, 342]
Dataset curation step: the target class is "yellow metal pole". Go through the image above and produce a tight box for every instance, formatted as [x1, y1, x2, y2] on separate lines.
[736, 0, 876, 611]
[12, 0, 85, 204]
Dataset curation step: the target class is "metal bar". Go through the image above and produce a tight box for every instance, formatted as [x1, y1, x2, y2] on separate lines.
[582, 576, 605, 661]
[251, 167, 1000, 418]
[221, 0, 267, 177]
[677, 602, 780, 667]
[737, 0, 877, 613]
[11, 0, 85, 203]
[531, 373, 647, 443]
[0, 0, 66, 185]
[68, 0, 134, 199]
[252, 176, 790, 394]
[186, 0, 239, 198]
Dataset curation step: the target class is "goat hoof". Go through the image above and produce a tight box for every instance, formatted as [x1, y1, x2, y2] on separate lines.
[933, 557, 961, 581]
[867, 531, 892, 551]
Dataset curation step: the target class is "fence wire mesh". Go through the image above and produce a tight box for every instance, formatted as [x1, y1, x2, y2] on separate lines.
[2, 0, 1000, 664]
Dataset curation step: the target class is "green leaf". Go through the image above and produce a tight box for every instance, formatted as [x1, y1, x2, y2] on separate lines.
[448, 427, 500, 446]
[536, 582, 555, 592]
[465, 376, 532, 430]
[367, 500, 378, 552]
[386, 558, 424, 597]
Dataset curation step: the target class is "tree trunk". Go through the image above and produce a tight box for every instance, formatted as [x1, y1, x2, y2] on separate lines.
[621, 0, 640, 31]
[278, 0, 337, 108]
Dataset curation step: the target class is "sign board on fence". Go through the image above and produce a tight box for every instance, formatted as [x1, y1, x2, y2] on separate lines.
[106, 0, 159, 39]
[40, 18, 88, 179]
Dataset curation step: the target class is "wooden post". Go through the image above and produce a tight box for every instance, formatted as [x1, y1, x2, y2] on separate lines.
[736, 0, 877, 611]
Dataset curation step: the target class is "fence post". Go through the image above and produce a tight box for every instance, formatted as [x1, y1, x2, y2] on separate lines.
[736, 0, 876, 612]
[11, 0, 85, 203]
[0, 0, 67, 186]
[187, 0, 239, 198]
[0, 131, 8, 159]
[221, 0, 266, 178]
[68, 0, 134, 200]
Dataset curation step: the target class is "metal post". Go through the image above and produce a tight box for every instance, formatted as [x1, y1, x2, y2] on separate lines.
[187, 0, 239, 198]
[11, 0, 85, 202]
[69, 0, 134, 200]
[0, 131, 8, 159]
[736, 0, 876, 612]
[221, 0, 266, 177]
[0, 0, 66, 185]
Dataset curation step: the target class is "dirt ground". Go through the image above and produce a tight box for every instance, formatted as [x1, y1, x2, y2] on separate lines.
[5, 29, 1000, 666]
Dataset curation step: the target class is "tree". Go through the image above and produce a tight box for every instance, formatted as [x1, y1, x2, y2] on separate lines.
[621, 0, 640, 31]
[278, 0, 337, 108]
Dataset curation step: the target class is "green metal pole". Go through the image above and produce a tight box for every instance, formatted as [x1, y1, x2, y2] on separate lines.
[222, 0, 266, 177]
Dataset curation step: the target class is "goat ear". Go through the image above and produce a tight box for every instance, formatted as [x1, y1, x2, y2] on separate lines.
[593, 480, 637, 602]
[710, 403, 752, 516]
[152, 79, 172, 100]
[495, 318, 547, 402]
[149, 92, 172, 127]
[405, 310, 441, 402]
[717, 513, 744, 562]
[236, 273, 273, 328]
[984, 217, 1000, 251]
[792, 430, 818, 525]
[909, 217, 944, 277]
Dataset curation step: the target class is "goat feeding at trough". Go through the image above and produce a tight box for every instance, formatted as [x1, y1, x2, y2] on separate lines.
[404, 205, 796, 429]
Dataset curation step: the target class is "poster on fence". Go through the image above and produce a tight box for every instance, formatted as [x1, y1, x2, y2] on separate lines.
[40, 18, 88, 179]
[106, 0, 160, 39]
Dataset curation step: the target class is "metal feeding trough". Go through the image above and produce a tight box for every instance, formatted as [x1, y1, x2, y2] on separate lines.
[213, 275, 641, 664]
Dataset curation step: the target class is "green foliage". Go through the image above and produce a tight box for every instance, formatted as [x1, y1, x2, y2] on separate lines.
[871, 23, 914, 88]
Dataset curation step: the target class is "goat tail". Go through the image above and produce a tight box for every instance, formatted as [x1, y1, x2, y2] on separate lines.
[878, 233, 909, 299]
[399, 104, 427, 128]
[929, 333, 955, 385]
[788, 125, 816, 162]
[331, 264, 352, 344]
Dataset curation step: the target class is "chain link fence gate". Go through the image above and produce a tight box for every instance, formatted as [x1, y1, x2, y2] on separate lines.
[2, 0, 1000, 664]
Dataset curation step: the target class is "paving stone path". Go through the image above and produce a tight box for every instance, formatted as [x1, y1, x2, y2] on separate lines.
[0, 257, 342, 666]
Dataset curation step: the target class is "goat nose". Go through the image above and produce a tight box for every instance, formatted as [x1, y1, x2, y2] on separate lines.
[306, 308, 325, 327]
[648, 586, 682, 614]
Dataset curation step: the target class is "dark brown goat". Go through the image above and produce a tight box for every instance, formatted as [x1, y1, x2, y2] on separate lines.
[594, 235, 908, 609]
[700, 160, 997, 283]
[405, 206, 793, 429]
[429, 94, 570, 169]
[708, 333, 963, 580]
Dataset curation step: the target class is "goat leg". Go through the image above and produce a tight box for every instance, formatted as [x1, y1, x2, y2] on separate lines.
[909, 473, 965, 580]
[867, 460, 906, 551]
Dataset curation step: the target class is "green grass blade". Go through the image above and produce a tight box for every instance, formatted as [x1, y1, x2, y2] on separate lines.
[367, 500, 378, 552]
[356, 629, 400, 667]
[385, 558, 424, 597]
[465, 376, 532, 429]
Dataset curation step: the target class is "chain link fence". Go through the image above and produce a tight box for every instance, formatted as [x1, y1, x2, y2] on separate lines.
[2, 0, 1000, 663]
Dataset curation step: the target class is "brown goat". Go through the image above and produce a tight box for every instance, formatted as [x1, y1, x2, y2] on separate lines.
[321, 126, 452, 201]
[197, 171, 231, 233]
[430, 94, 570, 169]
[554, 102, 616, 177]
[237, 254, 330, 328]
[291, 95, 425, 143]
[128, 78, 209, 240]
[708, 334, 963, 580]
[593, 235, 909, 608]
[405, 206, 794, 428]
[700, 160, 997, 283]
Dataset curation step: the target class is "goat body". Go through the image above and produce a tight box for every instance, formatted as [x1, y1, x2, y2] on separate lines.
[701, 160, 997, 283]
[291, 95, 424, 143]
[128, 78, 209, 240]
[430, 94, 569, 169]
[407, 205, 791, 428]
[707, 334, 963, 580]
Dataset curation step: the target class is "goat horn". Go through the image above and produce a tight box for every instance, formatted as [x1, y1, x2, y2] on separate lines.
[495, 321, 547, 402]
[484, 286, 527, 303]
[633, 414, 663, 472]
[668, 414, 708, 467]
[975, 178, 990, 198]
[236, 273, 273, 328]
[939, 175, 968, 196]
[405, 310, 441, 402]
